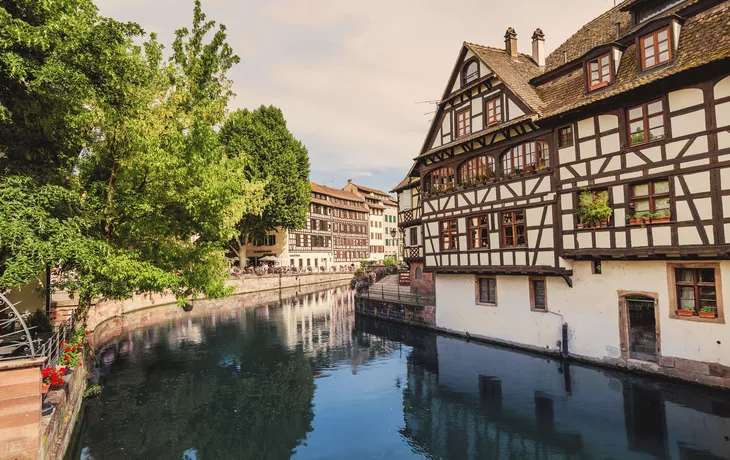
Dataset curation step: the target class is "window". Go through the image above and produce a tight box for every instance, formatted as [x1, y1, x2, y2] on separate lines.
[674, 267, 719, 318]
[265, 235, 276, 246]
[485, 97, 502, 126]
[530, 277, 547, 311]
[587, 53, 612, 90]
[502, 141, 549, 176]
[502, 210, 526, 247]
[630, 179, 670, 222]
[456, 107, 471, 138]
[592, 260, 602, 275]
[440, 220, 458, 251]
[462, 59, 479, 86]
[558, 125, 573, 148]
[468, 215, 490, 249]
[459, 155, 494, 186]
[627, 99, 666, 145]
[409, 227, 418, 246]
[640, 27, 671, 70]
[415, 267, 423, 280]
[476, 277, 497, 305]
[425, 167, 456, 195]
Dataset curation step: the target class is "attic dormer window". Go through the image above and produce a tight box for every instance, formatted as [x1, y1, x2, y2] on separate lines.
[640, 26, 671, 70]
[587, 53, 612, 91]
[462, 59, 479, 86]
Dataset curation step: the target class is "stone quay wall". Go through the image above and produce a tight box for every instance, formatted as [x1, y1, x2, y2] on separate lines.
[86, 272, 352, 331]
[354, 297, 436, 328]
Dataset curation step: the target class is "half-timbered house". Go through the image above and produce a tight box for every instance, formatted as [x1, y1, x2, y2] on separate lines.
[394, 0, 730, 387]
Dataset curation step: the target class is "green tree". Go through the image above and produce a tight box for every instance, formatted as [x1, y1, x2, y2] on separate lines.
[0, 0, 265, 310]
[219, 106, 311, 268]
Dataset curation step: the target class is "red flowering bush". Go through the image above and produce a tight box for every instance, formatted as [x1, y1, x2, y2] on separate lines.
[58, 327, 88, 369]
[42, 367, 67, 388]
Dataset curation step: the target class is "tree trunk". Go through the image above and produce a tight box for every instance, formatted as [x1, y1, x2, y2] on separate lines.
[236, 237, 247, 270]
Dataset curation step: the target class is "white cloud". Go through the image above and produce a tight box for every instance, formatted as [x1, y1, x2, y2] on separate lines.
[97, 0, 614, 191]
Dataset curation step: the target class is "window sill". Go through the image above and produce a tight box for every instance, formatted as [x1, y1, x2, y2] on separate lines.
[626, 136, 666, 149]
[628, 218, 672, 226]
[575, 224, 612, 231]
[530, 307, 549, 313]
[476, 301, 498, 307]
[670, 312, 724, 324]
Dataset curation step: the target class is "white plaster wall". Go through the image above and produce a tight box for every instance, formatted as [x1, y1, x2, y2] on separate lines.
[435, 274, 564, 352]
[435, 261, 730, 367]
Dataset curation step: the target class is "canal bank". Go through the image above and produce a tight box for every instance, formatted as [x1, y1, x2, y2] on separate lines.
[65, 285, 730, 459]
[28, 279, 352, 460]
[354, 293, 730, 391]
[82, 272, 352, 331]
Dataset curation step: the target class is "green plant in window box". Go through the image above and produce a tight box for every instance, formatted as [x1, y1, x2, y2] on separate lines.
[577, 189, 613, 228]
[699, 306, 717, 318]
[512, 167, 522, 176]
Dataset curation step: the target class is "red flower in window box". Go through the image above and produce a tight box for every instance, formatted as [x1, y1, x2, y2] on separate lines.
[676, 309, 695, 316]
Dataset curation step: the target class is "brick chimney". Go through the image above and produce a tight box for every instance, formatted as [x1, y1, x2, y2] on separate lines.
[531, 28, 545, 68]
[504, 27, 518, 57]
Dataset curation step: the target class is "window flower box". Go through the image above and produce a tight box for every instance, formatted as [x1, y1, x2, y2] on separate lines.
[676, 309, 695, 317]
[699, 311, 717, 319]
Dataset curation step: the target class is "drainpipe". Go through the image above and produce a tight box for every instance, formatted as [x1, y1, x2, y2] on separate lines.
[546, 310, 568, 358]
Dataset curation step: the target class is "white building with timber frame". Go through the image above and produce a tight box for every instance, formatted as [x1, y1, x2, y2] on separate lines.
[392, 0, 730, 389]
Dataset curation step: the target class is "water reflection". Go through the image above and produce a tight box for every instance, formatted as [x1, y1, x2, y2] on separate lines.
[69, 287, 730, 460]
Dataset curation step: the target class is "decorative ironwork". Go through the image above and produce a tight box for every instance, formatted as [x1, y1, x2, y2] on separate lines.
[404, 247, 423, 261]
[398, 208, 422, 227]
[0, 291, 36, 361]
[0, 290, 79, 366]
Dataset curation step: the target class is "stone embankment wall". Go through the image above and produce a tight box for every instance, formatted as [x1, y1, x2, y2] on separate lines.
[39, 365, 85, 460]
[354, 297, 436, 328]
[89, 280, 351, 350]
[86, 273, 352, 331]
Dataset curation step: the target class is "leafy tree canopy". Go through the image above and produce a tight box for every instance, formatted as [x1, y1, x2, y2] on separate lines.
[219, 106, 310, 265]
[0, 0, 268, 307]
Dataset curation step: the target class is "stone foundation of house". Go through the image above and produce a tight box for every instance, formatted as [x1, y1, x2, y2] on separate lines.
[354, 297, 436, 328]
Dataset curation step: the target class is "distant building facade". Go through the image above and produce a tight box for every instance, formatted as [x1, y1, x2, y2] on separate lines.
[246, 181, 369, 270]
[343, 180, 400, 262]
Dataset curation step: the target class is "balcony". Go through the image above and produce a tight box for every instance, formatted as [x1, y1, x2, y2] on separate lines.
[403, 246, 424, 262]
[398, 208, 422, 228]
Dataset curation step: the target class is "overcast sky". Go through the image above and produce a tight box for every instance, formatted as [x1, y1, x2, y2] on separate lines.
[97, 0, 616, 194]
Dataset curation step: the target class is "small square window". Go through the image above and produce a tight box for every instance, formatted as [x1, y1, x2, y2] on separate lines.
[476, 277, 497, 305]
[640, 26, 672, 70]
[586, 53, 612, 91]
[558, 125, 573, 148]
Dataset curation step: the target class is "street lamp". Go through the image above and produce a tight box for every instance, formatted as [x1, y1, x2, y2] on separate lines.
[390, 228, 401, 262]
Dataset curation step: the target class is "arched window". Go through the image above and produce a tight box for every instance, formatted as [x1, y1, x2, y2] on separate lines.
[462, 60, 479, 86]
[501, 141, 550, 176]
[425, 166, 455, 195]
[415, 267, 423, 280]
[459, 155, 495, 186]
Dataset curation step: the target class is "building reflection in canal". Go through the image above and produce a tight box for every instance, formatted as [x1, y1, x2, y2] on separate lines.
[70, 286, 730, 460]
[358, 318, 730, 460]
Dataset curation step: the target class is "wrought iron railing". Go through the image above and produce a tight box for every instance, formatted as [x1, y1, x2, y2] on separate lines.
[0, 291, 79, 367]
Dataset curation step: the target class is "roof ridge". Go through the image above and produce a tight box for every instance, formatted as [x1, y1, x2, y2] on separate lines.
[546, 0, 630, 62]
[465, 41, 535, 60]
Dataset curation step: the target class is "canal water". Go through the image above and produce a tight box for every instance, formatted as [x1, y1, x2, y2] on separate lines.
[67, 286, 730, 460]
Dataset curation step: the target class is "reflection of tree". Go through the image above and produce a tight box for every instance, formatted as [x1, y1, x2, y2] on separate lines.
[70, 319, 315, 460]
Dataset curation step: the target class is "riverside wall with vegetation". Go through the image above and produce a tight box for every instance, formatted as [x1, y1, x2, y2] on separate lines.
[86, 272, 352, 331]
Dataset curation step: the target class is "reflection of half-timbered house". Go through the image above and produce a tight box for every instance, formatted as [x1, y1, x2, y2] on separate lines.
[394, 0, 730, 388]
